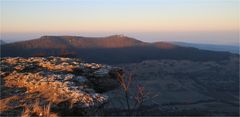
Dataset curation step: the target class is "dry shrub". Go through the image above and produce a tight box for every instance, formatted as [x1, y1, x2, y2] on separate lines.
[3, 77, 61, 116]
[133, 84, 145, 108]
[21, 100, 58, 117]
[116, 72, 132, 115]
[40, 87, 70, 104]
[115, 72, 152, 116]
[21, 106, 31, 117]
[0, 96, 20, 112]
[4, 73, 74, 116]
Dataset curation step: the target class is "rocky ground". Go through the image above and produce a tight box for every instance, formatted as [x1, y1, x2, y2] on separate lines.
[115, 57, 239, 116]
[0, 57, 122, 116]
[0, 56, 239, 116]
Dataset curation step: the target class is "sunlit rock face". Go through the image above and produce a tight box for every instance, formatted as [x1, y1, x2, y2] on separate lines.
[0, 57, 122, 116]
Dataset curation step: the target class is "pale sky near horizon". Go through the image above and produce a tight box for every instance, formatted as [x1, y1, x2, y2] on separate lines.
[0, 0, 239, 45]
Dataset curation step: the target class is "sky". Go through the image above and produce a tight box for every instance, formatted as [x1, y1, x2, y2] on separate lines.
[0, 0, 239, 45]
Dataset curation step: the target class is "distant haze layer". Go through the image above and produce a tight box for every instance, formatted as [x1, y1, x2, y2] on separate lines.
[1, 0, 239, 45]
[1, 31, 239, 46]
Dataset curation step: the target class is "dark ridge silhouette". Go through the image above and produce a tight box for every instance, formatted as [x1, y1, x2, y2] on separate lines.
[0, 40, 6, 45]
[1, 35, 234, 64]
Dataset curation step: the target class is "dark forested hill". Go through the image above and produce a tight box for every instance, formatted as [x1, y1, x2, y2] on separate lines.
[1, 35, 234, 64]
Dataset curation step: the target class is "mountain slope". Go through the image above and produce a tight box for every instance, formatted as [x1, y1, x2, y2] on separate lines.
[173, 42, 239, 54]
[5, 35, 143, 49]
[1, 35, 233, 64]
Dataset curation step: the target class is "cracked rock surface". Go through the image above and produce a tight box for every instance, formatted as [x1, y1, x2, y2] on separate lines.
[0, 57, 121, 116]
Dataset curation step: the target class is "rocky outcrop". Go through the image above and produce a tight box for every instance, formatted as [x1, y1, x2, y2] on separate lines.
[0, 57, 122, 116]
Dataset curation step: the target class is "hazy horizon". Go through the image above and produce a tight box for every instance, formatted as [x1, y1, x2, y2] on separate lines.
[1, 0, 239, 45]
[1, 31, 239, 46]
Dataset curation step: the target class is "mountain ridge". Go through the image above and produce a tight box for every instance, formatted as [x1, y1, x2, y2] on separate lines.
[1, 35, 233, 64]
[3, 35, 180, 49]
